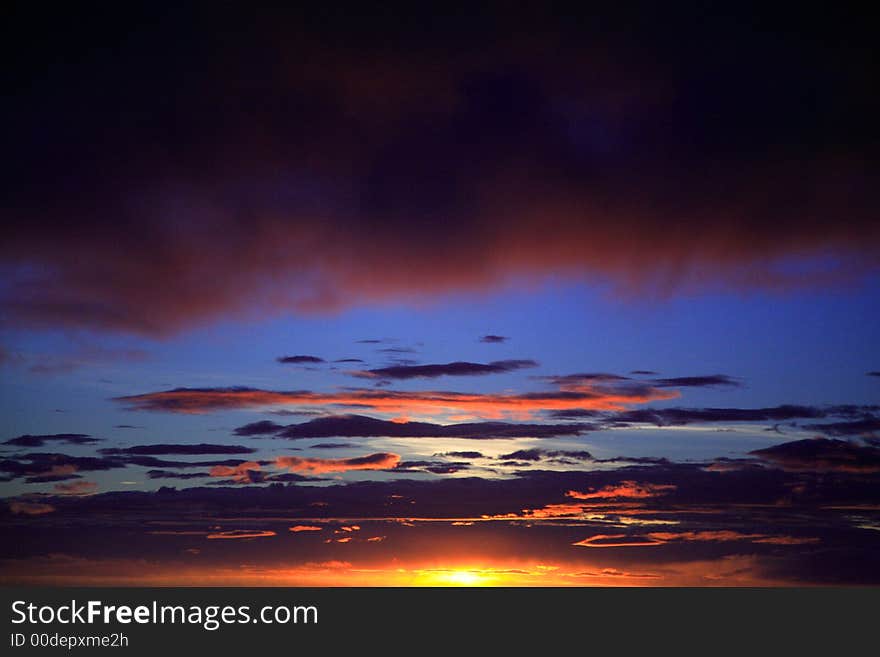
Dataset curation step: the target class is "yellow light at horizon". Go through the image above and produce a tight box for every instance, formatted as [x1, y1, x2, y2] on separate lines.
[416, 569, 494, 586]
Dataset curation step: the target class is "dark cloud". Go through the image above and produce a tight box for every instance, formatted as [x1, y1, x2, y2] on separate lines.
[867, 372, 880, 377]
[277, 355, 325, 364]
[498, 449, 593, 462]
[750, 438, 880, 472]
[2, 434, 100, 448]
[630, 370, 658, 376]
[24, 473, 82, 484]
[309, 443, 357, 450]
[99, 443, 256, 456]
[608, 405, 828, 426]
[233, 420, 286, 436]
[395, 460, 471, 475]
[480, 335, 508, 343]
[438, 451, 484, 459]
[264, 472, 319, 483]
[545, 409, 603, 420]
[805, 416, 880, 437]
[0, 453, 123, 480]
[651, 375, 741, 388]
[252, 414, 588, 440]
[123, 456, 267, 470]
[146, 470, 211, 480]
[334, 358, 365, 363]
[535, 373, 632, 387]
[2, 6, 878, 336]
[352, 359, 538, 380]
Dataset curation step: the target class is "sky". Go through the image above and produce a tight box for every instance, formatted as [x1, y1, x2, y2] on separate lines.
[1, 5, 879, 586]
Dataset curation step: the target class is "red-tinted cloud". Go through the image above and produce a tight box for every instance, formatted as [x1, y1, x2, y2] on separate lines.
[567, 482, 677, 500]
[52, 480, 97, 496]
[4, 9, 878, 335]
[8, 501, 55, 515]
[208, 461, 262, 483]
[573, 534, 665, 548]
[276, 453, 401, 474]
[116, 383, 678, 418]
[205, 530, 276, 540]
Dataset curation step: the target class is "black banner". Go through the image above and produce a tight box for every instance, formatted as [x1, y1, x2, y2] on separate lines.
[2, 587, 877, 654]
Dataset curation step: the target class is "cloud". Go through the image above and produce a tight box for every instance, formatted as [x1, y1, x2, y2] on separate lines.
[868, 372, 880, 377]
[804, 417, 880, 437]
[233, 420, 286, 436]
[289, 525, 323, 532]
[606, 405, 827, 426]
[208, 461, 263, 483]
[651, 375, 741, 388]
[573, 534, 665, 548]
[480, 335, 508, 343]
[2, 434, 100, 447]
[0, 453, 123, 481]
[116, 384, 676, 418]
[243, 414, 589, 439]
[334, 358, 365, 363]
[205, 530, 276, 540]
[1, 346, 149, 375]
[100, 443, 256, 456]
[4, 8, 878, 336]
[8, 500, 55, 515]
[750, 438, 880, 472]
[566, 482, 677, 499]
[351, 359, 538, 380]
[277, 355, 325, 364]
[498, 449, 593, 462]
[309, 443, 356, 449]
[276, 452, 401, 474]
[53, 480, 98, 495]
[438, 451, 484, 459]
[145, 470, 211, 480]
[24, 464, 81, 484]
[122, 456, 262, 469]
[396, 459, 471, 475]
[644, 531, 817, 545]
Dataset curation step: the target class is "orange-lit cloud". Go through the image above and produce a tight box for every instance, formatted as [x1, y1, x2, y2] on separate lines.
[752, 536, 820, 545]
[52, 480, 97, 496]
[208, 461, 261, 483]
[8, 501, 55, 515]
[647, 530, 762, 542]
[115, 384, 678, 418]
[573, 534, 665, 548]
[205, 530, 277, 540]
[289, 525, 323, 532]
[276, 453, 400, 474]
[572, 530, 820, 547]
[567, 482, 677, 500]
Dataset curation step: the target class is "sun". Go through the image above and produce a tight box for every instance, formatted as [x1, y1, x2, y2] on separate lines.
[416, 569, 492, 586]
[446, 570, 483, 586]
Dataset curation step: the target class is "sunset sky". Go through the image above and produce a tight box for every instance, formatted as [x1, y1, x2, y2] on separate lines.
[2, 5, 879, 586]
